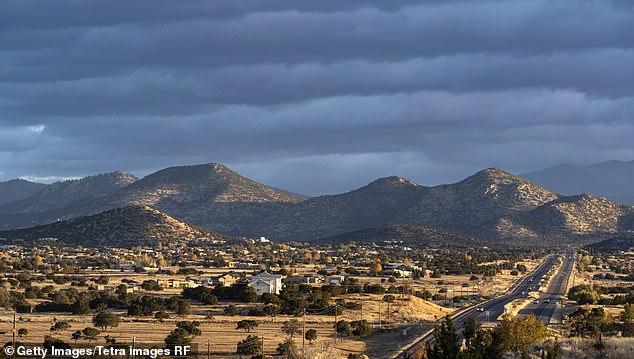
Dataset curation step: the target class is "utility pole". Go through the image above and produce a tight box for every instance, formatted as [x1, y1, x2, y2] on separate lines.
[207, 339, 210, 359]
[334, 303, 338, 344]
[360, 301, 363, 321]
[261, 334, 264, 358]
[302, 308, 306, 357]
[378, 301, 382, 329]
[12, 313, 16, 351]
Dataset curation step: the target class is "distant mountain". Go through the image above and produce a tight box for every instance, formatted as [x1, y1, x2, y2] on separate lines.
[258, 168, 574, 242]
[0, 205, 232, 247]
[256, 176, 426, 241]
[522, 160, 634, 204]
[318, 224, 489, 248]
[586, 233, 634, 252]
[265, 167, 634, 242]
[0, 179, 47, 206]
[0, 163, 306, 232]
[75, 163, 307, 232]
[0, 171, 137, 214]
[0, 164, 632, 245]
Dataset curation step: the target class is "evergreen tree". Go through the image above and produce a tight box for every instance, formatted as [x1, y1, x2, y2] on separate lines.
[427, 315, 460, 359]
[621, 303, 634, 336]
[236, 335, 262, 356]
[462, 317, 479, 347]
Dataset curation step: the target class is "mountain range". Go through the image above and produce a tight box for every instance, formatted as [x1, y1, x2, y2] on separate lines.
[522, 160, 634, 205]
[0, 162, 633, 246]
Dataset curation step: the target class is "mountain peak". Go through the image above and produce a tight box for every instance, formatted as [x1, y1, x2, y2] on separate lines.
[96, 170, 138, 185]
[367, 176, 419, 187]
[444, 167, 560, 212]
[470, 167, 524, 183]
[141, 163, 238, 183]
[123, 162, 305, 204]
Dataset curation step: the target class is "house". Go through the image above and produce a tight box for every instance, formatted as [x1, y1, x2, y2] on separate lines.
[327, 275, 345, 285]
[256, 237, 270, 243]
[217, 273, 240, 287]
[157, 279, 198, 289]
[248, 279, 276, 296]
[247, 272, 283, 295]
[383, 263, 414, 277]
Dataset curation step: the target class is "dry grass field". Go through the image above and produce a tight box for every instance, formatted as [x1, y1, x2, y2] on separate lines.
[1, 292, 450, 358]
[556, 337, 634, 359]
[1, 309, 350, 358]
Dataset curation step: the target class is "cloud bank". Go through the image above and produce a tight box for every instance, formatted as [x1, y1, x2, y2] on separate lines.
[1, 0, 633, 194]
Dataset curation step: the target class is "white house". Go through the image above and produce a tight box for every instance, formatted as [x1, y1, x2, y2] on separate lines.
[247, 271, 283, 295]
[248, 279, 276, 295]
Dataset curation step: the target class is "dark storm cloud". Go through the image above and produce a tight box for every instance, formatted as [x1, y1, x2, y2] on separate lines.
[1, 0, 633, 194]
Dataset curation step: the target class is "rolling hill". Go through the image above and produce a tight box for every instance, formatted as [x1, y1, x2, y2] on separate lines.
[0, 179, 47, 206]
[0, 171, 137, 215]
[586, 233, 634, 252]
[317, 223, 490, 248]
[0, 205, 232, 247]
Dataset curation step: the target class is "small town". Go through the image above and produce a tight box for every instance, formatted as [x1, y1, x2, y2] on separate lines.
[0, 236, 629, 358]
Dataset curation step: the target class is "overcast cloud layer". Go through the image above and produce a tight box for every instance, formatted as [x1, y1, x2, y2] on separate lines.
[1, 0, 633, 195]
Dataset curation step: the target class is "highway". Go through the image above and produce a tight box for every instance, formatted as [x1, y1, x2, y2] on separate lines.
[395, 252, 575, 359]
[519, 250, 575, 323]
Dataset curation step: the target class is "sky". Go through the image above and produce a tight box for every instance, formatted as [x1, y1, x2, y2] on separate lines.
[1, 0, 634, 195]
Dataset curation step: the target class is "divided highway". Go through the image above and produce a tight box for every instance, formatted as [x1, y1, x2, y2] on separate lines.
[519, 250, 576, 323]
[395, 252, 575, 359]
